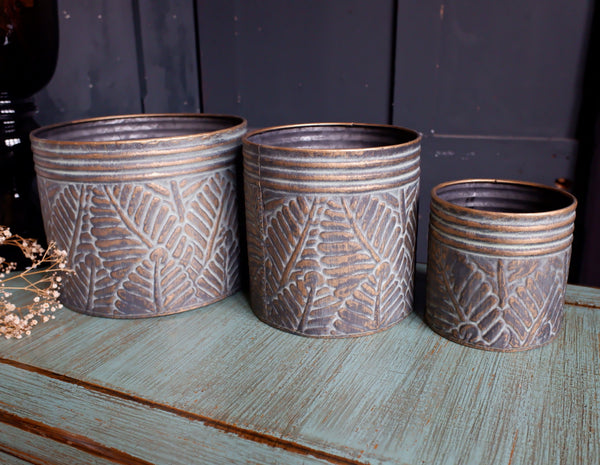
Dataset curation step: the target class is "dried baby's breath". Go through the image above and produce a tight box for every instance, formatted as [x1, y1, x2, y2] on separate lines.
[0, 226, 71, 340]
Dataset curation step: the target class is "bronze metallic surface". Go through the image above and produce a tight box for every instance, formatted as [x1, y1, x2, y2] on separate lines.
[243, 123, 421, 337]
[425, 179, 577, 351]
[30, 114, 247, 318]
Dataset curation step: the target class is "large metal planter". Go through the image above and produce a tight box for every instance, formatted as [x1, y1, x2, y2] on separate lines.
[243, 123, 421, 337]
[30, 113, 247, 318]
[425, 179, 577, 351]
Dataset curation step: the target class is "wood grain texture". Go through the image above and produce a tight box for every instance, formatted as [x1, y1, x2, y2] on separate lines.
[0, 415, 147, 465]
[0, 446, 45, 465]
[36, 0, 142, 124]
[565, 283, 600, 309]
[197, 0, 395, 126]
[393, 0, 591, 138]
[0, 364, 334, 465]
[136, 0, 200, 113]
[0, 283, 598, 464]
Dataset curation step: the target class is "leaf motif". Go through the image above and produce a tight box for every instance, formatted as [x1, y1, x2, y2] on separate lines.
[244, 180, 266, 312]
[503, 254, 567, 347]
[426, 242, 501, 345]
[385, 181, 419, 324]
[37, 180, 109, 314]
[83, 170, 239, 315]
[115, 248, 197, 316]
[262, 192, 324, 328]
[260, 186, 417, 336]
[38, 180, 89, 264]
[427, 241, 570, 350]
[332, 188, 417, 335]
[184, 171, 240, 298]
[270, 271, 331, 335]
[62, 253, 109, 316]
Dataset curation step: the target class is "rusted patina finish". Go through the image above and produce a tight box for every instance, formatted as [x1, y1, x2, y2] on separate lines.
[426, 179, 577, 351]
[30, 113, 247, 318]
[243, 123, 421, 337]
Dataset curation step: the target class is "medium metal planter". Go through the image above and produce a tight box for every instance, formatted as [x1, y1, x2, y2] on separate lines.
[243, 123, 421, 337]
[425, 179, 577, 351]
[30, 113, 247, 318]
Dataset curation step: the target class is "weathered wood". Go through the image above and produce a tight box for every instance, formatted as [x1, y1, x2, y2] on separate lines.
[136, 0, 200, 113]
[197, 0, 395, 126]
[1, 421, 120, 465]
[393, 0, 591, 137]
[36, 0, 142, 125]
[0, 448, 41, 465]
[0, 281, 598, 464]
[0, 364, 332, 465]
[565, 283, 600, 309]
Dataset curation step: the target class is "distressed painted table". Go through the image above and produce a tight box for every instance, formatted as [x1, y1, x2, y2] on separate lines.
[0, 269, 598, 464]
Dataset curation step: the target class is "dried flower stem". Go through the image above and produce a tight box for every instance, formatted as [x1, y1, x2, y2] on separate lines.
[0, 226, 71, 339]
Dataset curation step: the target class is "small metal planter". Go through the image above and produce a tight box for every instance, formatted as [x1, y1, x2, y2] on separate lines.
[243, 123, 421, 337]
[425, 179, 577, 351]
[31, 114, 247, 318]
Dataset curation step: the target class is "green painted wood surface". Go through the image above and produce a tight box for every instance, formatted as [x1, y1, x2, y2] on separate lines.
[1, 422, 116, 465]
[0, 273, 598, 464]
[0, 449, 39, 465]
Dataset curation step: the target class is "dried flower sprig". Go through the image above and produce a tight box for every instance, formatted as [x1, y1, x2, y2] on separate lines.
[0, 226, 71, 339]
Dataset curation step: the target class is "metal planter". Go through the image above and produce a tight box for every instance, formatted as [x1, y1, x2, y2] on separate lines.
[30, 113, 247, 318]
[243, 123, 421, 337]
[425, 179, 577, 351]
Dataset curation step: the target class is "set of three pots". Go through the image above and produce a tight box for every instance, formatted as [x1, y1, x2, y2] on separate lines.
[30, 114, 577, 352]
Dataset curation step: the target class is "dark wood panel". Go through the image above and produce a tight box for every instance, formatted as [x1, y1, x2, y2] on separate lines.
[392, 0, 444, 133]
[36, 0, 143, 126]
[394, 0, 592, 138]
[434, 1, 590, 137]
[137, 0, 200, 113]
[197, 0, 396, 128]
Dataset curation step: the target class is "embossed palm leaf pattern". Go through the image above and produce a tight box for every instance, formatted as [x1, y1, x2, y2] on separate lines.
[244, 180, 266, 313]
[426, 242, 569, 349]
[38, 179, 103, 313]
[259, 182, 418, 336]
[38, 170, 240, 316]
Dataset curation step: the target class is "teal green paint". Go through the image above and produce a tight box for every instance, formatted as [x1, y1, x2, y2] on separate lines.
[0, 286, 598, 464]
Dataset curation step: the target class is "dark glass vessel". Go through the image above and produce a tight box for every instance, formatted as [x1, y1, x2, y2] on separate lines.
[0, 0, 59, 263]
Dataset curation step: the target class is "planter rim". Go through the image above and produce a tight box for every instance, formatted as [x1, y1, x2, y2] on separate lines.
[431, 178, 577, 219]
[243, 122, 422, 153]
[30, 113, 247, 146]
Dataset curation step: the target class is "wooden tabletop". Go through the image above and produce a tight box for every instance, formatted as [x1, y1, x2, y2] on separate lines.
[1, 269, 598, 464]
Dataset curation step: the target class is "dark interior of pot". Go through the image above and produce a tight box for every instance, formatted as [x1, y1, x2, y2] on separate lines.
[247, 124, 420, 150]
[436, 181, 575, 213]
[33, 115, 244, 142]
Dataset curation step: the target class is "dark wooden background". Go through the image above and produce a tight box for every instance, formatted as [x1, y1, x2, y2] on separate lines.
[35, 0, 596, 281]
